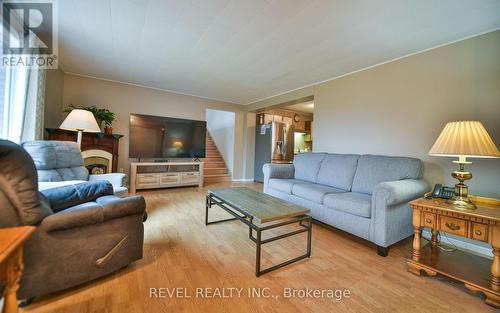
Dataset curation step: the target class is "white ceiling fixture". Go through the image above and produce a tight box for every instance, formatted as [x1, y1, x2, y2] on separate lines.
[59, 0, 500, 104]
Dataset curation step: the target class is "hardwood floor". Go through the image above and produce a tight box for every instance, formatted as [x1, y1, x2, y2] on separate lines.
[21, 182, 495, 313]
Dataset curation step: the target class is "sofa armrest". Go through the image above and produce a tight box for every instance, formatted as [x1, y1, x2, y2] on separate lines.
[370, 179, 429, 247]
[40, 195, 146, 232]
[89, 173, 126, 188]
[373, 179, 429, 207]
[262, 163, 295, 179]
[262, 163, 295, 192]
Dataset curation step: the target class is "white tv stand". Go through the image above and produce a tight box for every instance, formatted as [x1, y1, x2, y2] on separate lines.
[130, 161, 204, 194]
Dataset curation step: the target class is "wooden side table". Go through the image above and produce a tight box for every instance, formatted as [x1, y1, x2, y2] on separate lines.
[0, 227, 35, 313]
[407, 197, 500, 308]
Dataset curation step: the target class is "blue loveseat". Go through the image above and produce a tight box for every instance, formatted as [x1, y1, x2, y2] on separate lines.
[263, 153, 429, 256]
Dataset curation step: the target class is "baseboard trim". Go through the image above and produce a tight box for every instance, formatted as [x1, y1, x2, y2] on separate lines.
[421, 229, 492, 259]
[231, 178, 255, 182]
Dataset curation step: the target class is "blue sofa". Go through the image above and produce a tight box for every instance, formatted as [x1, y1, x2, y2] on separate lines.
[263, 153, 429, 256]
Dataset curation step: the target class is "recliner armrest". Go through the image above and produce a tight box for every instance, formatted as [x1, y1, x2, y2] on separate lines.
[96, 195, 146, 221]
[89, 173, 126, 188]
[40, 202, 103, 232]
[372, 179, 429, 207]
[40, 195, 146, 232]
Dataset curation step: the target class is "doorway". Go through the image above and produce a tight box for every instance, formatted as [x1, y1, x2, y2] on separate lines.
[253, 97, 314, 182]
[205, 109, 235, 185]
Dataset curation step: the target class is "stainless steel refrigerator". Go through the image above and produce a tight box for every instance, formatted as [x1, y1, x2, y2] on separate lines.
[254, 121, 294, 182]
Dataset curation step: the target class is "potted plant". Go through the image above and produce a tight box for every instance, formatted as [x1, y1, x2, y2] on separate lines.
[100, 109, 115, 135]
[64, 105, 115, 134]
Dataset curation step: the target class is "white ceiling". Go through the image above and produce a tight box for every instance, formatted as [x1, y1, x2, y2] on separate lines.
[282, 101, 314, 114]
[59, 0, 500, 105]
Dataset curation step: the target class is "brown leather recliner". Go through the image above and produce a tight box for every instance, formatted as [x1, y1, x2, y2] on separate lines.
[0, 140, 146, 302]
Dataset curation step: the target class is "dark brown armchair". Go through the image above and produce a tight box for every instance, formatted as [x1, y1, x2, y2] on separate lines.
[0, 140, 146, 303]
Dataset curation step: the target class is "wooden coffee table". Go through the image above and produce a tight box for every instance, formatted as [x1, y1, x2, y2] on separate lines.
[206, 187, 312, 276]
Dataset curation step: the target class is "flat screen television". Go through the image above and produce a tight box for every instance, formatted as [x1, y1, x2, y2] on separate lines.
[129, 113, 206, 158]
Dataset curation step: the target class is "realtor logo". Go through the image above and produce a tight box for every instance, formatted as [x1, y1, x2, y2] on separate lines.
[1, 0, 58, 68]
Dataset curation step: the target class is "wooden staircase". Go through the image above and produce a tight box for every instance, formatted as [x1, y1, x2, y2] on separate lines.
[204, 133, 231, 185]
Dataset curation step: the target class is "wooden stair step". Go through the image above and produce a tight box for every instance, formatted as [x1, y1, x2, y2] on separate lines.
[204, 157, 224, 162]
[205, 160, 225, 164]
[204, 168, 228, 175]
[205, 162, 226, 168]
[205, 132, 230, 185]
[204, 162, 226, 169]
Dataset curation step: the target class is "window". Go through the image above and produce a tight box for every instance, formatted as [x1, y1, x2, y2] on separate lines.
[0, 9, 46, 143]
[0, 67, 46, 143]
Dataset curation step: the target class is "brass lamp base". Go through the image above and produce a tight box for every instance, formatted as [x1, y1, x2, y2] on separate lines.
[447, 194, 476, 210]
[447, 160, 476, 210]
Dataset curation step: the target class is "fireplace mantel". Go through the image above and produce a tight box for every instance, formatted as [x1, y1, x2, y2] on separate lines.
[45, 128, 123, 172]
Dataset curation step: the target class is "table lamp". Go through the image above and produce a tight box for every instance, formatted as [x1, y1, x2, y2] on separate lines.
[429, 121, 500, 209]
[60, 109, 101, 148]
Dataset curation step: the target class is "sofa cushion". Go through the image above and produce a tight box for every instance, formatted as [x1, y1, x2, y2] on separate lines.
[22, 141, 84, 169]
[351, 155, 422, 194]
[291, 182, 344, 204]
[39, 181, 126, 197]
[37, 167, 89, 182]
[317, 154, 360, 191]
[323, 192, 372, 218]
[22, 141, 89, 182]
[268, 178, 303, 194]
[38, 181, 88, 191]
[293, 153, 326, 183]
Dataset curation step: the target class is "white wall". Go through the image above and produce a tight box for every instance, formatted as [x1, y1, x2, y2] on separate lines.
[62, 74, 246, 179]
[312, 31, 500, 198]
[243, 112, 256, 181]
[43, 67, 65, 129]
[248, 30, 500, 198]
[244, 30, 500, 257]
[206, 109, 235, 176]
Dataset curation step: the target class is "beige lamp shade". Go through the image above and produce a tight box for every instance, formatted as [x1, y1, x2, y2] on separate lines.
[60, 109, 101, 132]
[429, 121, 500, 158]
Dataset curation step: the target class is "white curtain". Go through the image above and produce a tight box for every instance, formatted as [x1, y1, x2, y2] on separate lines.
[23, 68, 46, 141]
[1, 67, 46, 143]
[0, 6, 46, 143]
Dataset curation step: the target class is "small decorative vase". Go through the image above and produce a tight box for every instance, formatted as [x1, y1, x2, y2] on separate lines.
[104, 127, 113, 135]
